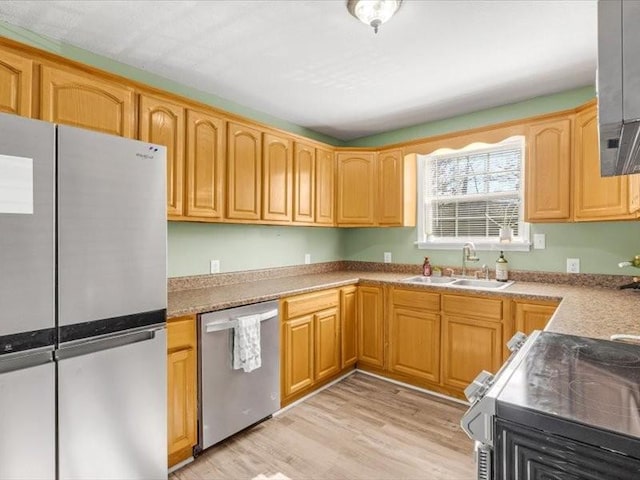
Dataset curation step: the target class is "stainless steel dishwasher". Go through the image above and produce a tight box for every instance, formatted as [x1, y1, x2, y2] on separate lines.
[199, 301, 280, 450]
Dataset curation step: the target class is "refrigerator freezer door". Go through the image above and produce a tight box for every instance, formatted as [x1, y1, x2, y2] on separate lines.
[58, 328, 167, 480]
[0, 114, 55, 340]
[0, 352, 55, 480]
[57, 125, 167, 327]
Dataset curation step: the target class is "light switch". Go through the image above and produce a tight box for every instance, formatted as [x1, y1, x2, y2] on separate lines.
[533, 233, 546, 249]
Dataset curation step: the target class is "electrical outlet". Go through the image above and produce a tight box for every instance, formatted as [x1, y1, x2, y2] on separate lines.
[384, 252, 392, 263]
[304, 253, 311, 265]
[566, 258, 580, 274]
[210, 259, 220, 274]
[533, 233, 546, 249]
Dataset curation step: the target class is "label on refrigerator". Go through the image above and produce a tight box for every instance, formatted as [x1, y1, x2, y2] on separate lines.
[0, 154, 33, 214]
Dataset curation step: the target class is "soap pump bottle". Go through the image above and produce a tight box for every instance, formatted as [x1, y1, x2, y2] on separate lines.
[422, 257, 432, 277]
[496, 251, 509, 282]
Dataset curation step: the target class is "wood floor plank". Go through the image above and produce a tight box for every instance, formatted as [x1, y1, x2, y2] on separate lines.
[171, 373, 476, 480]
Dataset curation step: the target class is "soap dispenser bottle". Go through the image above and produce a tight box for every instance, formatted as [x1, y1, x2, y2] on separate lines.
[422, 257, 432, 276]
[496, 251, 509, 282]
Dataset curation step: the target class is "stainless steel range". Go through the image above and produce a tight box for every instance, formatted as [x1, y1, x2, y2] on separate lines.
[461, 331, 640, 480]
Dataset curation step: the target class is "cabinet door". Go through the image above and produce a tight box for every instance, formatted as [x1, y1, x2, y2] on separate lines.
[262, 132, 293, 222]
[357, 286, 384, 368]
[282, 315, 314, 399]
[185, 109, 225, 219]
[525, 118, 571, 221]
[513, 301, 557, 336]
[0, 47, 32, 116]
[293, 142, 315, 223]
[40, 65, 135, 137]
[340, 286, 358, 368]
[389, 307, 440, 383]
[315, 147, 335, 225]
[337, 152, 377, 225]
[139, 95, 186, 217]
[574, 104, 639, 220]
[442, 315, 502, 391]
[378, 149, 404, 225]
[314, 307, 340, 382]
[227, 122, 262, 220]
[167, 316, 197, 467]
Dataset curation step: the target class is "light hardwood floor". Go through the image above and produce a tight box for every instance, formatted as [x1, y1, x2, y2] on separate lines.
[171, 373, 476, 480]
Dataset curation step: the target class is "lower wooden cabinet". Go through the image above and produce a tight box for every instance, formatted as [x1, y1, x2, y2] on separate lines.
[357, 286, 385, 368]
[167, 315, 197, 467]
[340, 286, 358, 368]
[513, 300, 559, 336]
[280, 288, 347, 406]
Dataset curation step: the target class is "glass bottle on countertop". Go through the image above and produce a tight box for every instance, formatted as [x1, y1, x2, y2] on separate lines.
[496, 251, 509, 282]
[422, 257, 432, 276]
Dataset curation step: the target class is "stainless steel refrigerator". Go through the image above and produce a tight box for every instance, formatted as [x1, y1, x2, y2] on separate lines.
[0, 113, 168, 480]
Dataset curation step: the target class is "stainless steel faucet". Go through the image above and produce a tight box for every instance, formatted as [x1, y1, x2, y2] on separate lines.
[462, 242, 480, 276]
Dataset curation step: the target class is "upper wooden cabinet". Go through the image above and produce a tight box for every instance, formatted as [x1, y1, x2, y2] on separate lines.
[185, 109, 226, 219]
[573, 104, 640, 221]
[337, 151, 377, 225]
[139, 95, 186, 217]
[293, 142, 315, 224]
[0, 48, 32, 117]
[377, 149, 416, 226]
[315, 147, 335, 225]
[40, 65, 135, 138]
[357, 285, 385, 368]
[227, 122, 262, 220]
[525, 117, 572, 221]
[262, 133, 293, 222]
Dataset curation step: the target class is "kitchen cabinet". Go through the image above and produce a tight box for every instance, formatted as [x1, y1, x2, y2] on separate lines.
[227, 121, 262, 220]
[262, 132, 293, 222]
[513, 300, 558, 336]
[573, 103, 640, 221]
[389, 288, 440, 383]
[441, 294, 504, 392]
[377, 149, 416, 226]
[281, 289, 343, 405]
[315, 147, 335, 225]
[340, 285, 358, 368]
[185, 109, 226, 220]
[40, 64, 135, 138]
[139, 94, 186, 218]
[336, 151, 377, 225]
[357, 285, 385, 368]
[525, 116, 572, 221]
[293, 142, 315, 223]
[0, 47, 32, 116]
[167, 315, 197, 467]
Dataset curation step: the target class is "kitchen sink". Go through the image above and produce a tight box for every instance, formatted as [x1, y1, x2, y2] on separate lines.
[401, 276, 457, 284]
[401, 276, 514, 290]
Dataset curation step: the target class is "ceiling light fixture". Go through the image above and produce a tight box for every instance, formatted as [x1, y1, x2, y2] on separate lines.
[347, 0, 403, 34]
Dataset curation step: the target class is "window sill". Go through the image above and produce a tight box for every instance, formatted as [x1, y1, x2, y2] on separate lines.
[415, 240, 531, 252]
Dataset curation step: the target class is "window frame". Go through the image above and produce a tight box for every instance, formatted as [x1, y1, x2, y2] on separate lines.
[415, 136, 531, 251]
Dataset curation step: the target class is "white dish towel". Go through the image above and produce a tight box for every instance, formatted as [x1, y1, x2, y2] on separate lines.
[233, 313, 262, 373]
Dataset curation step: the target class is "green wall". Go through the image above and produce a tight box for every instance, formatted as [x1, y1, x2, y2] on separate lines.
[2, 22, 637, 278]
[167, 222, 343, 277]
[0, 22, 343, 146]
[342, 223, 640, 276]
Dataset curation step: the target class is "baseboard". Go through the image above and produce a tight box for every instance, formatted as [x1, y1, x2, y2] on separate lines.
[274, 370, 357, 416]
[356, 369, 470, 407]
[168, 456, 194, 474]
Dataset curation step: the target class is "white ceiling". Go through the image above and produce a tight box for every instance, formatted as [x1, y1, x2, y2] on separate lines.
[0, 0, 597, 141]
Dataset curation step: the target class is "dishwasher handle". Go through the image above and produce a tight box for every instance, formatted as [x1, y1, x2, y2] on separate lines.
[205, 308, 279, 333]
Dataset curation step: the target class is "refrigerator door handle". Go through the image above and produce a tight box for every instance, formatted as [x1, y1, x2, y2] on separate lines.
[55, 327, 163, 361]
[0, 349, 54, 374]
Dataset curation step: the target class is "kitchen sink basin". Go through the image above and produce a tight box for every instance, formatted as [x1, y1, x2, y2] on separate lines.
[401, 276, 514, 290]
[401, 276, 456, 284]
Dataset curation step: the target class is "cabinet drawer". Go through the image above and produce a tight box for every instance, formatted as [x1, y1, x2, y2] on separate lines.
[282, 289, 339, 319]
[392, 288, 440, 312]
[168, 315, 196, 351]
[442, 294, 503, 321]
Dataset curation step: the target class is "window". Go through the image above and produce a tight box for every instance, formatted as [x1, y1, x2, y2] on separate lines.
[416, 136, 530, 250]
